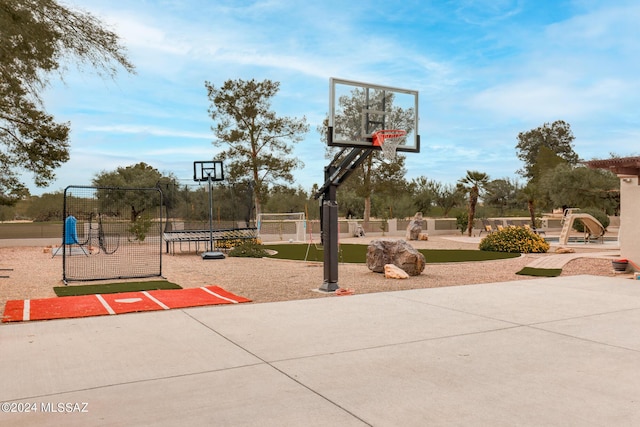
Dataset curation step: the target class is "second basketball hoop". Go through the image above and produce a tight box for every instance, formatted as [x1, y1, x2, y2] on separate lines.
[372, 129, 407, 160]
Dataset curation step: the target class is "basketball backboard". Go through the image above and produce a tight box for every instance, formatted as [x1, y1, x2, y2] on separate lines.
[329, 78, 419, 153]
[193, 161, 224, 182]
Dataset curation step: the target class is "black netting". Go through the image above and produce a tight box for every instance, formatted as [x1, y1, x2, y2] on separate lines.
[61, 186, 163, 282]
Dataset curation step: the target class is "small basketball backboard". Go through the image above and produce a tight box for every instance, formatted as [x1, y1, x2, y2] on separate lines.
[329, 77, 419, 153]
[193, 161, 224, 182]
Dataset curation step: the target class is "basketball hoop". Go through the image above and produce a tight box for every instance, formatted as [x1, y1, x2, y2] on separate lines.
[372, 129, 407, 160]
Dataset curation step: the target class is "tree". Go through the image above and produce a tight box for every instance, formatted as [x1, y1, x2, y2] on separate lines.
[0, 0, 134, 205]
[457, 170, 489, 236]
[92, 163, 175, 222]
[335, 154, 410, 220]
[24, 192, 64, 221]
[264, 185, 309, 214]
[205, 78, 309, 220]
[484, 178, 521, 215]
[538, 164, 620, 214]
[529, 145, 569, 183]
[515, 120, 579, 179]
[408, 177, 436, 216]
[432, 182, 464, 217]
[519, 182, 540, 229]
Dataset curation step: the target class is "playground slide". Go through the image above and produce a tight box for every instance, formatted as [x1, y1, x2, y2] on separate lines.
[560, 213, 605, 245]
[573, 214, 606, 237]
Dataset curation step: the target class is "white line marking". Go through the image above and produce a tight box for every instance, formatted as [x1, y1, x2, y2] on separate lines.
[142, 291, 170, 310]
[23, 300, 30, 321]
[114, 298, 143, 304]
[201, 287, 238, 303]
[95, 295, 116, 315]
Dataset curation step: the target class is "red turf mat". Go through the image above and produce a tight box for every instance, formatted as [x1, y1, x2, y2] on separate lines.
[2, 286, 250, 323]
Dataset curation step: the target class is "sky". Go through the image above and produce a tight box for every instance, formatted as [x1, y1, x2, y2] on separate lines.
[31, 0, 640, 195]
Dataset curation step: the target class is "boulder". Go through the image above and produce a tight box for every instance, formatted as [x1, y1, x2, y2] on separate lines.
[418, 232, 429, 241]
[366, 239, 426, 276]
[348, 221, 366, 237]
[555, 247, 575, 254]
[406, 212, 424, 240]
[384, 264, 409, 279]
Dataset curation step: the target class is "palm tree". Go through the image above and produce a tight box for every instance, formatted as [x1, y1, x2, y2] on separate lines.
[520, 182, 539, 230]
[457, 170, 490, 236]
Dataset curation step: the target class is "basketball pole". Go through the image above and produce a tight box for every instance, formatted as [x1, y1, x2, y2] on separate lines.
[207, 170, 213, 252]
[194, 161, 225, 260]
[315, 130, 374, 292]
[320, 164, 339, 292]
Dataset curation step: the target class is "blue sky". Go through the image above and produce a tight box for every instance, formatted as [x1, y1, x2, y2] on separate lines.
[33, 0, 640, 195]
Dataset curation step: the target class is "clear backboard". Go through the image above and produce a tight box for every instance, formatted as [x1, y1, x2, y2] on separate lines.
[193, 161, 224, 182]
[329, 78, 419, 153]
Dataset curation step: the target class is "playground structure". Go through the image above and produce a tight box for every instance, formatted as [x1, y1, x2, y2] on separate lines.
[558, 209, 606, 245]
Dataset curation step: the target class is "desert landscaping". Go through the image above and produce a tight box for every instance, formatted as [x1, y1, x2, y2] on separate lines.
[0, 234, 621, 320]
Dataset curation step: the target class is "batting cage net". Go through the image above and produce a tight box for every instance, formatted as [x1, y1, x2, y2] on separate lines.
[61, 186, 163, 282]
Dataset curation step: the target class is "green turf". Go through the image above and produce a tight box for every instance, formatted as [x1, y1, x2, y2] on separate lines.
[262, 243, 521, 263]
[515, 267, 562, 277]
[54, 280, 182, 297]
[421, 249, 520, 263]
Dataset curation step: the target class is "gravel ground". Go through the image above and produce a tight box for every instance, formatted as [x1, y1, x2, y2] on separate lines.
[0, 235, 624, 319]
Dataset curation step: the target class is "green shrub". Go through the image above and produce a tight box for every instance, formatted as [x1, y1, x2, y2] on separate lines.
[228, 240, 269, 258]
[479, 226, 549, 253]
[571, 208, 610, 233]
[128, 215, 152, 242]
[456, 212, 468, 234]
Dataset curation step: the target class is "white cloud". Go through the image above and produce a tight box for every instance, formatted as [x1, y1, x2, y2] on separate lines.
[467, 77, 629, 120]
[84, 125, 211, 140]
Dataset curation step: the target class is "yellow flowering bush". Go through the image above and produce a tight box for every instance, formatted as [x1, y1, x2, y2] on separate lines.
[479, 226, 549, 253]
[215, 234, 261, 249]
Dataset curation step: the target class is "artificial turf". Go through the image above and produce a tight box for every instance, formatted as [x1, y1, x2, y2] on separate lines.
[54, 280, 182, 297]
[262, 243, 521, 263]
[515, 267, 562, 277]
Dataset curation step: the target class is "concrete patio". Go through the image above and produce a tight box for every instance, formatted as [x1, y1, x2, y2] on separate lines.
[1, 274, 639, 426]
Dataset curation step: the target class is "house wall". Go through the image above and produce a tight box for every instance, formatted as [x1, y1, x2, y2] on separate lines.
[619, 175, 640, 262]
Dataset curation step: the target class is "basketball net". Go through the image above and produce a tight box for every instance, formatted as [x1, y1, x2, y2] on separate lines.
[372, 130, 407, 161]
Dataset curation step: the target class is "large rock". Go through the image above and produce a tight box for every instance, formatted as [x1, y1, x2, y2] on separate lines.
[366, 239, 426, 276]
[406, 212, 424, 240]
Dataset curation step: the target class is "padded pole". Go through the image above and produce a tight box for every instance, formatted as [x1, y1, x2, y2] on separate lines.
[320, 166, 340, 292]
[315, 147, 373, 292]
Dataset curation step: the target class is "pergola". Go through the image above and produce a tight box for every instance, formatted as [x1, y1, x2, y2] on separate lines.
[585, 156, 640, 179]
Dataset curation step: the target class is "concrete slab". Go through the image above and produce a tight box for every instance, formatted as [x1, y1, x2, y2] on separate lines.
[542, 274, 640, 295]
[536, 308, 640, 351]
[186, 291, 513, 361]
[2, 275, 640, 425]
[273, 326, 640, 426]
[388, 276, 640, 325]
[0, 364, 367, 427]
[0, 309, 261, 400]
